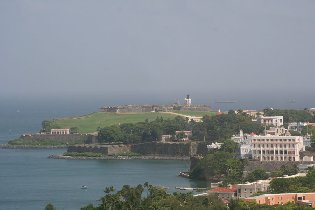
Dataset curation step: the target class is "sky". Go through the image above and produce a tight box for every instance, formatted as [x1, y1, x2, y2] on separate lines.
[1, 0, 315, 110]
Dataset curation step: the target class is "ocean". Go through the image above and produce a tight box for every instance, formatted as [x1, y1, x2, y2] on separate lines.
[0, 99, 204, 210]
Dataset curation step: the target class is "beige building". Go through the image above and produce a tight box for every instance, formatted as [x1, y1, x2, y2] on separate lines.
[242, 110, 263, 119]
[265, 127, 287, 136]
[237, 180, 270, 198]
[50, 128, 70, 135]
[250, 135, 304, 161]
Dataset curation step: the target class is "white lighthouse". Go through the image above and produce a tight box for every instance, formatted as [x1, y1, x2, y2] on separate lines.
[184, 94, 192, 107]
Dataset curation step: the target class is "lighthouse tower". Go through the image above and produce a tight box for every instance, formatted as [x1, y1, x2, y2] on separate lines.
[184, 94, 192, 107]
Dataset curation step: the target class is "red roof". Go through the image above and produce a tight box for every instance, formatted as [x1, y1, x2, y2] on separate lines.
[208, 185, 237, 193]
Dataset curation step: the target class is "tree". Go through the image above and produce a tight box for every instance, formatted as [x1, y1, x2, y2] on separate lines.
[280, 164, 298, 176]
[44, 203, 56, 210]
[41, 120, 60, 133]
[269, 178, 291, 193]
[70, 127, 79, 134]
[82, 183, 226, 210]
[98, 126, 125, 143]
[244, 169, 269, 182]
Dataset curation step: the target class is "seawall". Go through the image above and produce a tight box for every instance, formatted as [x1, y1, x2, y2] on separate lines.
[131, 142, 207, 157]
[17, 133, 96, 144]
[67, 142, 208, 157]
[67, 144, 131, 155]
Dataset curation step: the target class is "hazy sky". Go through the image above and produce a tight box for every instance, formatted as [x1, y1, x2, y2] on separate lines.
[1, 0, 315, 109]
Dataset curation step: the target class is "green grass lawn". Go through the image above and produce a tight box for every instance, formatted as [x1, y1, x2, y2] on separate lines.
[53, 112, 176, 133]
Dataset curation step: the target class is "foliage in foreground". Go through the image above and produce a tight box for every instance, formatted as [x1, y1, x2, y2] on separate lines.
[80, 183, 226, 210]
[78, 183, 313, 210]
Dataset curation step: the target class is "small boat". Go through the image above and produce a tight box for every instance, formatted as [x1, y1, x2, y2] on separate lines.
[178, 171, 190, 178]
[81, 185, 88, 189]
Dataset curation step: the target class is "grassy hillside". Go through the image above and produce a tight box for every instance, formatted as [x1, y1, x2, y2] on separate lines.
[52, 111, 216, 133]
[53, 112, 174, 133]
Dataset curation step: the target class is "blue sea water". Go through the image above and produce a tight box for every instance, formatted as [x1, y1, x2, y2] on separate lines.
[0, 99, 204, 210]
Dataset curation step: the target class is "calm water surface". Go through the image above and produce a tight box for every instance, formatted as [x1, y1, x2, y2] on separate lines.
[0, 100, 205, 210]
[0, 149, 202, 210]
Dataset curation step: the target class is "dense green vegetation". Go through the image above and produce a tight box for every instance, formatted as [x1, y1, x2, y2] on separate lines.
[243, 165, 298, 183]
[80, 183, 226, 210]
[44, 203, 56, 210]
[196, 111, 264, 141]
[190, 141, 247, 183]
[269, 169, 315, 193]
[98, 116, 190, 144]
[77, 183, 313, 210]
[98, 111, 264, 144]
[263, 108, 315, 126]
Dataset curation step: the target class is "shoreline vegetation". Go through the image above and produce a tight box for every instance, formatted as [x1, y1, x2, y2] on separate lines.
[48, 154, 190, 160]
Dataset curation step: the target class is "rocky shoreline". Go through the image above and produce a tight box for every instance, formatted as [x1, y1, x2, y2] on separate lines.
[48, 154, 190, 160]
[0, 144, 67, 149]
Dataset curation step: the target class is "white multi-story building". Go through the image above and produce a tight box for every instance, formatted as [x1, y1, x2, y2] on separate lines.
[257, 116, 283, 127]
[250, 135, 304, 161]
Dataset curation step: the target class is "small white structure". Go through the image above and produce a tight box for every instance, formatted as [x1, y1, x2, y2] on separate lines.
[257, 116, 283, 127]
[207, 142, 223, 150]
[303, 156, 314, 162]
[50, 128, 70, 135]
[161, 135, 172, 142]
